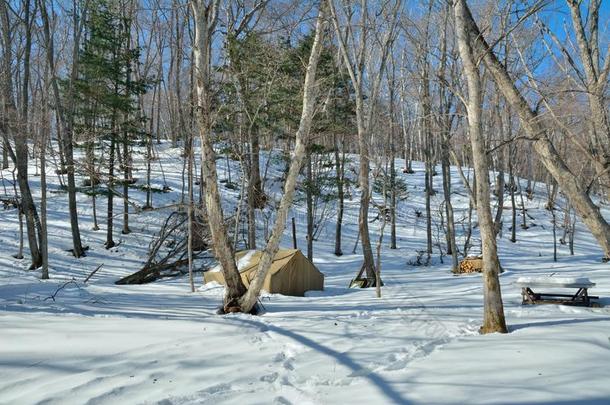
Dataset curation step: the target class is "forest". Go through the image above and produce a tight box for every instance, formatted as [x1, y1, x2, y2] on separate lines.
[1, 0, 609, 403]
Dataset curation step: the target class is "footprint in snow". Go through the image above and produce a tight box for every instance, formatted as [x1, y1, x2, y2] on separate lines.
[273, 352, 286, 363]
[273, 396, 292, 405]
[260, 372, 279, 383]
[283, 359, 295, 371]
[199, 382, 232, 396]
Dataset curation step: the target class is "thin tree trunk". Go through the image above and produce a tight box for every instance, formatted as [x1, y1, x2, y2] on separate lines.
[85, 140, 100, 230]
[16, 207, 24, 259]
[306, 151, 314, 261]
[122, 130, 131, 234]
[334, 134, 344, 256]
[39, 0, 85, 257]
[421, 55, 434, 257]
[249, 127, 264, 208]
[494, 167, 504, 237]
[442, 154, 458, 271]
[552, 207, 557, 262]
[509, 146, 517, 243]
[569, 210, 576, 255]
[2, 141, 8, 169]
[122, 15, 132, 235]
[187, 131, 195, 292]
[106, 135, 116, 249]
[389, 72, 397, 250]
[145, 93, 154, 209]
[247, 179, 256, 249]
[375, 206, 387, 298]
[357, 105, 376, 281]
[425, 166, 433, 256]
[328, 0, 399, 285]
[40, 94, 49, 279]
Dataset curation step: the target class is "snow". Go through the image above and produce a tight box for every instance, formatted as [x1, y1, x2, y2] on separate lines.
[516, 276, 596, 288]
[209, 249, 257, 273]
[1, 141, 610, 404]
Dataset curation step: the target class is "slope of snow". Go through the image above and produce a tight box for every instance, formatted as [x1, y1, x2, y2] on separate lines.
[1, 142, 610, 404]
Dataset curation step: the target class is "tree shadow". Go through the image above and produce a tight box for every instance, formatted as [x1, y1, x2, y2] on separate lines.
[510, 316, 610, 332]
[227, 317, 412, 404]
[526, 399, 610, 405]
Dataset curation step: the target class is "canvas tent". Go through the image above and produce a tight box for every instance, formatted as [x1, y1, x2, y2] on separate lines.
[204, 249, 324, 296]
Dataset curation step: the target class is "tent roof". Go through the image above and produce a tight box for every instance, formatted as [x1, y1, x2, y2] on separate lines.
[235, 249, 303, 276]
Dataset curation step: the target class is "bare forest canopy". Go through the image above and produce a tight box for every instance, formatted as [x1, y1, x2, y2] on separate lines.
[1, 0, 609, 325]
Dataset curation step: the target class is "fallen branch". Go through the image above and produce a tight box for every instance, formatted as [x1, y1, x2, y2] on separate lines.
[115, 258, 190, 285]
[44, 279, 81, 302]
[84, 264, 104, 283]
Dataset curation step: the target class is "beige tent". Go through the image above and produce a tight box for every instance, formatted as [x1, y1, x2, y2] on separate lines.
[204, 249, 324, 296]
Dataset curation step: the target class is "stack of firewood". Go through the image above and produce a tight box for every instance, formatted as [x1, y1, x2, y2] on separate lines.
[456, 257, 483, 274]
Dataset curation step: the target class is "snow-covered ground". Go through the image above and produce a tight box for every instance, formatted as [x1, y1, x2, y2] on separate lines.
[1, 142, 609, 404]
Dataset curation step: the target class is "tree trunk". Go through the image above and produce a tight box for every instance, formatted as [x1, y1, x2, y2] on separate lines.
[464, 197, 473, 256]
[17, 206, 24, 260]
[63, 124, 85, 257]
[1, 0, 42, 269]
[356, 97, 376, 281]
[187, 131, 195, 293]
[421, 58, 434, 257]
[247, 178, 257, 249]
[249, 127, 265, 208]
[192, 0, 248, 309]
[2, 141, 8, 169]
[145, 103, 153, 209]
[442, 152, 458, 271]
[106, 136, 116, 249]
[40, 98, 49, 280]
[494, 168, 504, 237]
[509, 146, 517, 243]
[425, 165, 433, 256]
[306, 151, 314, 261]
[122, 130, 131, 234]
[454, 0, 507, 334]
[334, 135, 344, 256]
[390, 146, 397, 250]
[389, 77, 397, 250]
[328, 0, 399, 286]
[39, 0, 85, 257]
[14, 138, 42, 268]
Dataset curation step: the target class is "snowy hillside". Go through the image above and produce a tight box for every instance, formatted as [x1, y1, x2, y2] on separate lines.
[1, 142, 610, 404]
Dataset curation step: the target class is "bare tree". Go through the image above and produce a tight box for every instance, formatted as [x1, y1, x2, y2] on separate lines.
[328, 0, 400, 286]
[454, 0, 507, 334]
[192, 0, 248, 308]
[563, 0, 610, 198]
[458, 0, 610, 260]
[236, 2, 328, 313]
[192, 0, 327, 313]
[39, 0, 86, 258]
[437, 2, 459, 272]
[1, 0, 43, 269]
